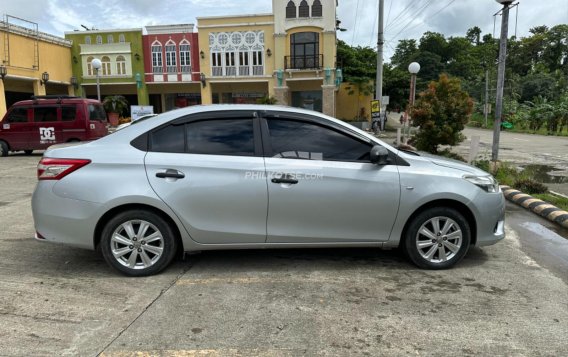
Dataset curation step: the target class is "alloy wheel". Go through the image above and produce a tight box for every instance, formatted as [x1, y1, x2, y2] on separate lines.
[110, 220, 164, 269]
[415, 216, 463, 264]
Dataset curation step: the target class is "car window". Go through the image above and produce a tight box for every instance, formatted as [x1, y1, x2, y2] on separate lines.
[6, 107, 28, 123]
[267, 119, 371, 161]
[88, 104, 107, 121]
[186, 119, 254, 156]
[34, 107, 58, 123]
[151, 124, 185, 153]
[61, 106, 77, 122]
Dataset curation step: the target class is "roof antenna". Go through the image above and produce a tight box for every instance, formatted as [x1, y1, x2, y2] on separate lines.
[81, 24, 90, 31]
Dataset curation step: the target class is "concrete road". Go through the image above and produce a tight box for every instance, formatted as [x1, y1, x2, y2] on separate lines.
[1, 155, 567, 356]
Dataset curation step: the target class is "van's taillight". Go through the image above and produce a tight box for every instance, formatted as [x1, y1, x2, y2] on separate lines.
[37, 158, 91, 180]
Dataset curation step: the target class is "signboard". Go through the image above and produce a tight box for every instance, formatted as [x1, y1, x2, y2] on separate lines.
[131, 106, 154, 121]
[371, 100, 380, 113]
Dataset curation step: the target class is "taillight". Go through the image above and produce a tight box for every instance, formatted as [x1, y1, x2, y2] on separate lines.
[37, 158, 91, 180]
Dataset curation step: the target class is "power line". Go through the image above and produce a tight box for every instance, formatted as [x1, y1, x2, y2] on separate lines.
[385, 0, 425, 31]
[369, 1, 379, 46]
[390, 0, 455, 42]
[388, 0, 435, 40]
[351, 0, 361, 45]
[385, 0, 394, 28]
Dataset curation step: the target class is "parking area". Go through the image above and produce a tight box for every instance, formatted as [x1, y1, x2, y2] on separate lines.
[1, 154, 568, 356]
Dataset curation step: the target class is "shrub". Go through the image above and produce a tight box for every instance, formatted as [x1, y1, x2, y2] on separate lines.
[513, 179, 548, 194]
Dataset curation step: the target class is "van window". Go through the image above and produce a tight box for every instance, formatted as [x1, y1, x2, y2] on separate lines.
[89, 104, 107, 122]
[61, 106, 77, 122]
[6, 107, 28, 123]
[34, 107, 58, 123]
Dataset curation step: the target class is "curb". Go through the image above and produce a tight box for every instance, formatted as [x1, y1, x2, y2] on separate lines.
[501, 185, 568, 229]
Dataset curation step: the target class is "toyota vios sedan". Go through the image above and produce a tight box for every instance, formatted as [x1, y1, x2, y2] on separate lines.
[32, 105, 505, 276]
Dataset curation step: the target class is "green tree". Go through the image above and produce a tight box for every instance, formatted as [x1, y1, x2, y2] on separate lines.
[411, 74, 473, 153]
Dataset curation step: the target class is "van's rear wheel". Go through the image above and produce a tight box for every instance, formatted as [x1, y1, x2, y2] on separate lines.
[0, 141, 8, 157]
[24, 150, 33, 155]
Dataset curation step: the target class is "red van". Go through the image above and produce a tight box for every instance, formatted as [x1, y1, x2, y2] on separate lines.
[0, 96, 108, 156]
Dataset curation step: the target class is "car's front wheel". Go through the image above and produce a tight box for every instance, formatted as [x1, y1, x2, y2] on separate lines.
[100, 210, 178, 276]
[403, 207, 471, 269]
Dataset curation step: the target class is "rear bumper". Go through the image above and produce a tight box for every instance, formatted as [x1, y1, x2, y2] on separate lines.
[32, 181, 101, 250]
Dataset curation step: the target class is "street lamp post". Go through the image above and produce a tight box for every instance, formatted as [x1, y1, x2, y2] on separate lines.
[406, 62, 420, 143]
[492, 0, 515, 162]
[91, 58, 102, 102]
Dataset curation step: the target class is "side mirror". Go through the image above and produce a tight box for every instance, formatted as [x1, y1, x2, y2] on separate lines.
[370, 145, 390, 165]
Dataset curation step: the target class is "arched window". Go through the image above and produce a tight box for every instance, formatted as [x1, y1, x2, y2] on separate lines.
[179, 39, 191, 73]
[85, 36, 91, 45]
[151, 41, 163, 74]
[107, 35, 114, 44]
[290, 32, 320, 69]
[96, 35, 102, 44]
[101, 56, 111, 75]
[86, 56, 94, 75]
[119, 34, 125, 43]
[165, 40, 177, 73]
[116, 55, 126, 75]
[286, 1, 296, 18]
[312, 0, 322, 17]
[298, 0, 309, 17]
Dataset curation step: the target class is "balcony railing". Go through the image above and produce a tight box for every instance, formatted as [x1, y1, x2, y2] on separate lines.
[211, 65, 265, 77]
[285, 54, 323, 70]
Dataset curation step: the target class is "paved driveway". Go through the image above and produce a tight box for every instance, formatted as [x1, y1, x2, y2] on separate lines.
[1, 154, 567, 356]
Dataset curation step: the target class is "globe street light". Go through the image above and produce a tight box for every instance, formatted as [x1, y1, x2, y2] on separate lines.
[406, 62, 420, 142]
[91, 58, 102, 102]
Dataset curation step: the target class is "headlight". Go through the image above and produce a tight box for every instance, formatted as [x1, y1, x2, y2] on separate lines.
[463, 175, 500, 193]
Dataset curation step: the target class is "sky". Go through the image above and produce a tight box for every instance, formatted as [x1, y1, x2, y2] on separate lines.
[2, 0, 567, 61]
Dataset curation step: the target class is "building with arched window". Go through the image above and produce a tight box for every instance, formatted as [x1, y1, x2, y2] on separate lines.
[142, 24, 200, 112]
[65, 28, 149, 110]
[196, 0, 341, 116]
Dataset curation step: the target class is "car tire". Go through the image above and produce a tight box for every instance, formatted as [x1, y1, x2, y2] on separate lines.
[24, 150, 33, 155]
[0, 140, 8, 157]
[100, 209, 178, 276]
[403, 207, 471, 269]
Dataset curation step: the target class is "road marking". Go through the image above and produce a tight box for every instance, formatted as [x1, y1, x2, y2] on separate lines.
[101, 348, 297, 357]
[512, 137, 529, 142]
[175, 274, 379, 286]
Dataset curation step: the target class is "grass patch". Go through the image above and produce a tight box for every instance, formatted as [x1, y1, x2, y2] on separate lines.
[532, 193, 568, 211]
[467, 112, 568, 137]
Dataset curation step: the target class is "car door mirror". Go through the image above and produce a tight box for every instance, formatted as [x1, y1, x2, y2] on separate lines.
[370, 145, 390, 165]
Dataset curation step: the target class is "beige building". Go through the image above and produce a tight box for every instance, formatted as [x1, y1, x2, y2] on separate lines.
[0, 16, 74, 118]
[197, 0, 341, 116]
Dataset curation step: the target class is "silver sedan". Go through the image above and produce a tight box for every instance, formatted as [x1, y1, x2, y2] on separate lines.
[32, 105, 505, 276]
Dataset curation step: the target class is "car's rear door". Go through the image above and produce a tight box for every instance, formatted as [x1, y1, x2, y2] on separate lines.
[145, 111, 268, 244]
[261, 111, 401, 243]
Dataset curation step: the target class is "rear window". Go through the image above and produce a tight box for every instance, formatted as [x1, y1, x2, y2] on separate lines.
[88, 104, 107, 121]
[34, 107, 58, 123]
[6, 107, 28, 123]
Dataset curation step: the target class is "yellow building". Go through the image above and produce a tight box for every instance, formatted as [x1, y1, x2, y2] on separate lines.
[197, 0, 341, 116]
[0, 16, 74, 118]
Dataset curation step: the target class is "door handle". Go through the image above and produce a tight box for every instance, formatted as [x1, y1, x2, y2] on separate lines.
[271, 173, 298, 185]
[156, 169, 185, 179]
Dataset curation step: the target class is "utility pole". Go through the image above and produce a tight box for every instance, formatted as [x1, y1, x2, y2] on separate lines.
[492, 0, 514, 162]
[376, 0, 384, 128]
[485, 68, 489, 128]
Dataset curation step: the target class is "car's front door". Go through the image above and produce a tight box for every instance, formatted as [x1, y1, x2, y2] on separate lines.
[262, 113, 401, 243]
[145, 111, 268, 244]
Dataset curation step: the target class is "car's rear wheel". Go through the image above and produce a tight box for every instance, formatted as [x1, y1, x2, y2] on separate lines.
[100, 210, 178, 276]
[403, 207, 471, 269]
[24, 150, 33, 155]
[0, 140, 8, 157]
